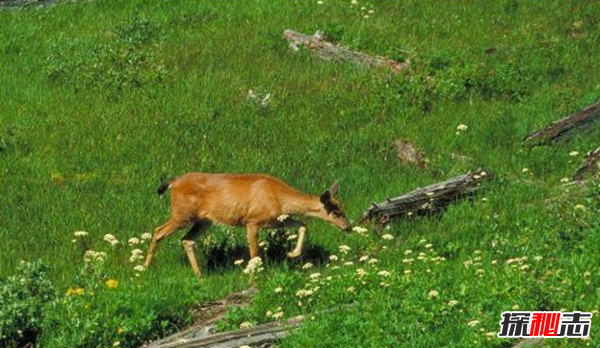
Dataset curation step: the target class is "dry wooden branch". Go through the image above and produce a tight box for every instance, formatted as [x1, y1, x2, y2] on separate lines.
[524, 99, 600, 145]
[573, 146, 600, 181]
[151, 316, 304, 348]
[143, 288, 258, 348]
[395, 139, 427, 169]
[283, 29, 409, 73]
[512, 337, 544, 348]
[361, 169, 491, 226]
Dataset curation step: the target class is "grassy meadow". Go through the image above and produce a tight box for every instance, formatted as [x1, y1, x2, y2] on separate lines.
[1, 0, 600, 347]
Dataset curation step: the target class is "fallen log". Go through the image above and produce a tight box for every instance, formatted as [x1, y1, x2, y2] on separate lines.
[573, 146, 600, 181]
[283, 29, 409, 73]
[151, 316, 304, 348]
[360, 169, 491, 226]
[143, 288, 258, 348]
[512, 337, 543, 348]
[524, 99, 600, 145]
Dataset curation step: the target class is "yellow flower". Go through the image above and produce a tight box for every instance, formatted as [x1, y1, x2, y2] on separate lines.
[66, 288, 84, 296]
[106, 279, 119, 289]
[117, 328, 124, 334]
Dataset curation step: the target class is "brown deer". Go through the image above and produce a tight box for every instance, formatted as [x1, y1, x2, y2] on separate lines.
[144, 173, 351, 278]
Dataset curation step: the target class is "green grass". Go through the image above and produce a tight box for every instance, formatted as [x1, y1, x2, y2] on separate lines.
[1, 0, 600, 347]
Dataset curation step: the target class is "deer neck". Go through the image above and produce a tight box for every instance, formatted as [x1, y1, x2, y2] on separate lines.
[283, 192, 322, 217]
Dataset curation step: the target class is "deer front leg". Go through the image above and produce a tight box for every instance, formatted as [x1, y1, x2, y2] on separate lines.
[285, 220, 307, 259]
[246, 224, 260, 259]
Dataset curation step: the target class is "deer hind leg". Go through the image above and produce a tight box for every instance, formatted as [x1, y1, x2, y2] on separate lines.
[144, 219, 186, 268]
[181, 220, 211, 279]
[284, 220, 307, 258]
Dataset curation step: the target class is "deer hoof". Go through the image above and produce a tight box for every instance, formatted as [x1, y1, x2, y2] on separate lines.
[287, 251, 301, 258]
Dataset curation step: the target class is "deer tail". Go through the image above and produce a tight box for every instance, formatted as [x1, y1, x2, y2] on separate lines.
[157, 178, 175, 196]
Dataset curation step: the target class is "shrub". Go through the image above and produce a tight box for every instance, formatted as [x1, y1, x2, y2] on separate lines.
[0, 260, 56, 348]
[45, 17, 167, 98]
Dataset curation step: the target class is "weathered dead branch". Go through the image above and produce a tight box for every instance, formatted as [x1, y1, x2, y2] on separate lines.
[573, 146, 600, 181]
[143, 288, 258, 348]
[361, 169, 491, 226]
[283, 29, 409, 73]
[512, 337, 544, 348]
[524, 99, 600, 145]
[150, 316, 303, 348]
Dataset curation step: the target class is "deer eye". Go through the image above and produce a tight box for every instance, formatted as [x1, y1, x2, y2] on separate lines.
[331, 211, 341, 218]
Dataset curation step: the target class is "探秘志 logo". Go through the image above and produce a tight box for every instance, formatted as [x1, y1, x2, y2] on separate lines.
[498, 311, 592, 338]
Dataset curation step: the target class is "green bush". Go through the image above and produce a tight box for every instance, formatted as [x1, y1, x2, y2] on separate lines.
[0, 260, 56, 348]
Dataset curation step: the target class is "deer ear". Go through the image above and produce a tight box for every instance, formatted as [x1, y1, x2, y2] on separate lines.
[320, 190, 331, 204]
[329, 180, 340, 196]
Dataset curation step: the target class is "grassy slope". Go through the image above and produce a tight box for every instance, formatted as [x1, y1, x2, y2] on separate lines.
[1, 0, 599, 347]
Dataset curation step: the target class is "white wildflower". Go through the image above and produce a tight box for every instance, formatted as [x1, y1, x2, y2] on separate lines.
[467, 320, 480, 327]
[377, 270, 391, 277]
[352, 226, 368, 234]
[428, 290, 439, 299]
[569, 151, 580, 156]
[234, 259, 244, 266]
[277, 214, 289, 222]
[456, 124, 468, 131]
[239, 322, 254, 329]
[74, 231, 89, 237]
[274, 287, 283, 293]
[243, 257, 264, 275]
[128, 237, 140, 246]
[141, 233, 152, 240]
[448, 300, 459, 307]
[339, 245, 351, 254]
[133, 265, 145, 272]
[296, 289, 314, 297]
[302, 262, 313, 269]
[84, 250, 107, 263]
[329, 255, 339, 262]
[382, 234, 394, 240]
